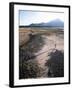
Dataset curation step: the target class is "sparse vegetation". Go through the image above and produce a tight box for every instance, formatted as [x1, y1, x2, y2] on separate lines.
[19, 34, 45, 79]
[19, 60, 42, 79]
[19, 48, 35, 63]
[19, 27, 64, 79]
[20, 34, 45, 53]
[45, 50, 64, 77]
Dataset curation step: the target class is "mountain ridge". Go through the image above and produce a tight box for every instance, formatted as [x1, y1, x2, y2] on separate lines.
[29, 19, 64, 27]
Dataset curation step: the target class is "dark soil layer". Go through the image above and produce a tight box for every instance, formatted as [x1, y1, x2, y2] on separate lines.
[19, 34, 45, 79]
[45, 50, 64, 77]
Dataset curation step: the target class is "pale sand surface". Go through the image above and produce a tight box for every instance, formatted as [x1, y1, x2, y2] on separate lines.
[34, 35, 64, 77]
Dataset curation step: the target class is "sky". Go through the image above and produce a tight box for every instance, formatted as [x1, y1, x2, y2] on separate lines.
[19, 10, 64, 26]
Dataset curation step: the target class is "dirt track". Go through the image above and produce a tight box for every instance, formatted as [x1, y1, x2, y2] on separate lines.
[19, 28, 64, 78]
[34, 35, 64, 77]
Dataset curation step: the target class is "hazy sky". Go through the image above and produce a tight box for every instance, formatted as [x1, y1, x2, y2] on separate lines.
[19, 10, 64, 26]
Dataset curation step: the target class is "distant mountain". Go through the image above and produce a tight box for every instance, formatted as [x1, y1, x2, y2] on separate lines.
[29, 19, 64, 27]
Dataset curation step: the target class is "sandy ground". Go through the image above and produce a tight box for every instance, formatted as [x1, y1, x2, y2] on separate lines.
[19, 28, 64, 77]
[34, 35, 64, 77]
